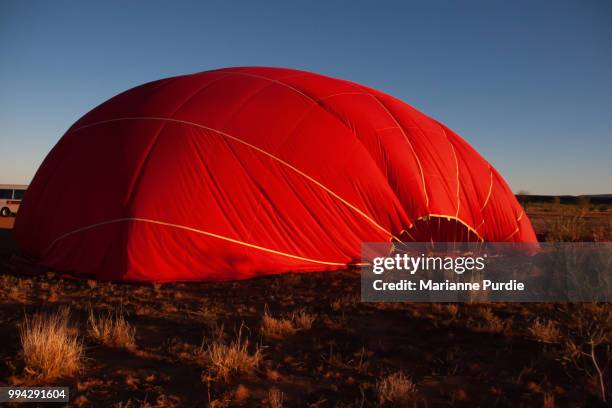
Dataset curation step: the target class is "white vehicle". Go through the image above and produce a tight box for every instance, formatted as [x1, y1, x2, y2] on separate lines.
[0, 184, 28, 217]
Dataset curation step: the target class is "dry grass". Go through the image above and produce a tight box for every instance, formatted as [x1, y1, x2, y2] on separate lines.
[330, 294, 358, 311]
[476, 315, 511, 334]
[261, 308, 316, 338]
[19, 307, 83, 380]
[529, 318, 561, 343]
[291, 309, 316, 330]
[88, 308, 136, 348]
[545, 210, 588, 242]
[475, 306, 495, 321]
[233, 384, 250, 404]
[193, 305, 219, 326]
[204, 326, 262, 382]
[113, 399, 154, 408]
[377, 372, 416, 405]
[447, 303, 459, 316]
[543, 392, 556, 408]
[330, 298, 344, 312]
[267, 388, 284, 408]
[262, 311, 296, 338]
[437, 303, 459, 319]
[470, 307, 512, 334]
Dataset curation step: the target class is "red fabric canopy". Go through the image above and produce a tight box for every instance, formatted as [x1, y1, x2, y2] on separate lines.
[15, 67, 537, 282]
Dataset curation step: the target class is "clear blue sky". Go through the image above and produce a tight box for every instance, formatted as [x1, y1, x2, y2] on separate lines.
[1, 1, 610, 195]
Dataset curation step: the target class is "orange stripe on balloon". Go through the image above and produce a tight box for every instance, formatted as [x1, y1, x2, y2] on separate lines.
[45, 217, 349, 266]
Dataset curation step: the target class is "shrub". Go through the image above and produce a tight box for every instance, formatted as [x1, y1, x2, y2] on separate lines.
[559, 304, 611, 403]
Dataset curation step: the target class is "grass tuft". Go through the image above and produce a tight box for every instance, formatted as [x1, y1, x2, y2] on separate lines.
[291, 309, 316, 330]
[267, 388, 284, 408]
[262, 311, 296, 338]
[20, 307, 83, 380]
[204, 325, 262, 382]
[377, 372, 416, 405]
[529, 318, 561, 343]
[88, 308, 136, 348]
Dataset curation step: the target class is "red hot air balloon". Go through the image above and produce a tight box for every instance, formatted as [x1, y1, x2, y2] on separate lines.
[14, 67, 537, 282]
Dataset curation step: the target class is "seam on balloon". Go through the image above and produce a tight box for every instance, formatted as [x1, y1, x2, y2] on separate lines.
[404, 214, 484, 242]
[68, 116, 397, 241]
[320, 91, 366, 100]
[376, 125, 444, 134]
[213, 70, 316, 104]
[343, 82, 430, 210]
[124, 121, 166, 208]
[190, 140, 244, 238]
[361, 94, 430, 209]
[375, 126, 399, 132]
[44, 217, 349, 266]
[123, 73, 235, 209]
[450, 142, 461, 218]
[195, 78, 280, 260]
[439, 124, 461, 219]
[240, 103, 319, 246]
[217, 70, 416, 229]
[433, 121, 461, 218]
[397, 229, 417, 242]
[476, 167, 494, 234]
[504, 226, 520, 241]
[506, 211, 525, 242]
[302, 75, 430, 213]
[480, 167, 493, 212]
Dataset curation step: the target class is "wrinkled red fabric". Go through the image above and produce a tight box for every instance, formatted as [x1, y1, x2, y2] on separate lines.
[15, 67, 537, 282]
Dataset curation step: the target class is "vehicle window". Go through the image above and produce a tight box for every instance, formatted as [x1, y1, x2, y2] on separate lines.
[0, 189, 12, 199]
[13, 190, 26, 200]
